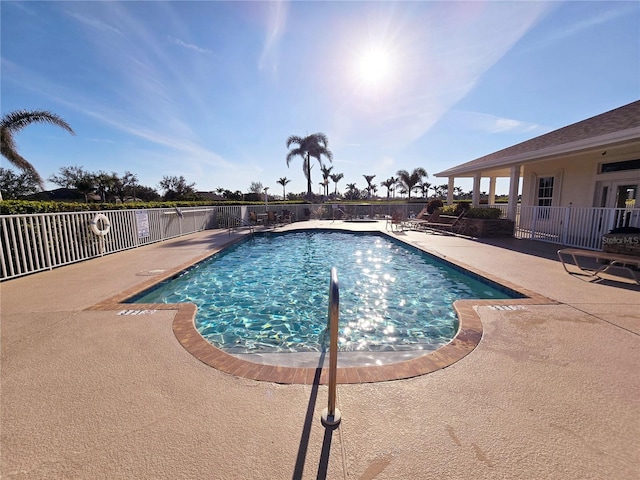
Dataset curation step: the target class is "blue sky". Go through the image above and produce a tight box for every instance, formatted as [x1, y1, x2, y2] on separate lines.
[2, 1, 638, 197]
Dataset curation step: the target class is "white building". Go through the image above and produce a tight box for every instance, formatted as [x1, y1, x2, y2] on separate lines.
[434, 101, 640, 249]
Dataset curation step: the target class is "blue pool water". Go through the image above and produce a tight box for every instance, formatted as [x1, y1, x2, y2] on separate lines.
[130, 231, 520, 354]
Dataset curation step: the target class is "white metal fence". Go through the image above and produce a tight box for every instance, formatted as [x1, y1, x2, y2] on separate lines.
[0, 205, 244, 281]
[514, 205, 640, 249]
[2, 202, 638, 281]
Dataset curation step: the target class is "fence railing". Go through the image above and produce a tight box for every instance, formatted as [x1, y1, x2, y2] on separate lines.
[515, 205, 639, 250]
[2, 202, 638, 280]
[1, 205, 242, 281]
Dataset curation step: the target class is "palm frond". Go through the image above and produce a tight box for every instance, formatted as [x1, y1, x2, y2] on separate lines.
[1, 109, 75, 188]
[1, 109, 75, 135]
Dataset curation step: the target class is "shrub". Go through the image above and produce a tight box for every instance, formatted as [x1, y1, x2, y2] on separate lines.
[466, 207, 502, 219]
[426, 199, 444, 214]
[0, 199, 309, 215]
[454, 202, 471, 215]
[440, 205, 502, 219]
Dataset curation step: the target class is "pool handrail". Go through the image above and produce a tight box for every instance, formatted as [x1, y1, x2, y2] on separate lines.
[322, 267, 341, 427]
[227, 215, 255, 235]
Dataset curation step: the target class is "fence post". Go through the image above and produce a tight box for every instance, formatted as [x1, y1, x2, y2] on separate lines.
[561, 203, 572, 245]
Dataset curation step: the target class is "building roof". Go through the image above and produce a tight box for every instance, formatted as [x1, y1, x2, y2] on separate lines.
[197, 191, 225, 201]
[435, 100, 640, 178]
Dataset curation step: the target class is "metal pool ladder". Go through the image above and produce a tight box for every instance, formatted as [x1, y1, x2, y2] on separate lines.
[321, 267, 341, 427]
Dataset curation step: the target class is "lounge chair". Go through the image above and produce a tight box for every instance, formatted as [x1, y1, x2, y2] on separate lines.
[422, 210, 467, 235]
[404, 209, 440, 231]
[557, 248, 640, 284]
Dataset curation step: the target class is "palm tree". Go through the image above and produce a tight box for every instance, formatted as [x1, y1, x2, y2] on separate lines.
[396, 168, 428, 202]
[380, 178, 395, 198]
[319, 180, 329, 196]
[388, 176, 398, 198]
[419, 180, 432, 198]
[363, 175, 376, 198]
[1, 110, 75, 190]
[277, 177, 291, 200]
[330, 172, 343, 195]
[285, 133, 333, 198]
[345, 182, 361, 200]
[320, 164, 333, 197]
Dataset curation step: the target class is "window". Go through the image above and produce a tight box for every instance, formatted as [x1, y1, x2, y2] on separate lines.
[537, 176, 554, 218]
[600, 159, 640, 173]
[537, 177, 554, 206]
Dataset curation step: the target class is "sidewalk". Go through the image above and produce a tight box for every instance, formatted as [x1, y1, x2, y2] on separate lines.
[2, 221, 638, 479]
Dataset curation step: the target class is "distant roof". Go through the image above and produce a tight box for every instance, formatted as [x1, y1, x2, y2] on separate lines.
[23, 188, 100, 202]
[197, 191, 225, 201]
[435, 100, 640, 178]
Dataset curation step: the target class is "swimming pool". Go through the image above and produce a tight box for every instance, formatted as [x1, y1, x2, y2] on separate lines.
[130, 231, 520, 355]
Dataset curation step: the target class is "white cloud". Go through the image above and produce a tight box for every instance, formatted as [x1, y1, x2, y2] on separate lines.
[258, 0, 288, 76]
[2, 60, 231, 170]
[168, 36, 212, 55]
[526, 4, 638, 50]
[66, 11, 122, 35]
[452, 111, 542, 134]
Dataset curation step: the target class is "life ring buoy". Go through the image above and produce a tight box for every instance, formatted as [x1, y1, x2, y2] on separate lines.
[90, 213, 111, 236]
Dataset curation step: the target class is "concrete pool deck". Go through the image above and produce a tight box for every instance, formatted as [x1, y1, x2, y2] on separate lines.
[2, 220, 639, 479]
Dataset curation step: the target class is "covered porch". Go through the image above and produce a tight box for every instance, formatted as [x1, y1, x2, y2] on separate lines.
[433, 101, 640, 251]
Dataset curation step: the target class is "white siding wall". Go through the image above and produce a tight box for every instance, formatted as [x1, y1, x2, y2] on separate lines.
[522, 155, 599, 208]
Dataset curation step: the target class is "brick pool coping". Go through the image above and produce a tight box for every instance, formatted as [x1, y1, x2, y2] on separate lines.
[88, 230, 555, 384]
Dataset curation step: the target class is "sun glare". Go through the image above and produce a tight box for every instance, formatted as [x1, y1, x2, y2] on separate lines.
[355, 46, 393, 90]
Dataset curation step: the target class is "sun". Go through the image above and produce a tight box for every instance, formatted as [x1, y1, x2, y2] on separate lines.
[355, 46, 393, 89]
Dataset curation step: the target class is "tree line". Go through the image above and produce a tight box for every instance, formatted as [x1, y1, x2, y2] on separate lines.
[1, 109, 499, 203]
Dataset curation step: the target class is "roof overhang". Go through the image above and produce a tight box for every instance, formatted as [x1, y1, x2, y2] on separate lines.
[434, 126, 640, 178]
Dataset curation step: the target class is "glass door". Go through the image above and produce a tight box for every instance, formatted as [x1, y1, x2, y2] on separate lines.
[614, 184, 637, 228]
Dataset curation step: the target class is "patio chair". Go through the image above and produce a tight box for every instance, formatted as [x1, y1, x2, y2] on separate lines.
[249, 211, 261, 226]
[279, 209, 293, 224]
[386, 210, 406, 232]
[266, 210, 277, 226]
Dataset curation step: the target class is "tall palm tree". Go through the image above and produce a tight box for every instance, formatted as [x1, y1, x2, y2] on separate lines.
[419, 180, 432, 198]
[285, 133, 333, 198]
[277, 177, 291, 200]
[1, 110, 75, 191]
[388, 176, 398, 198]
[320, 164, 333, 197]
[319, 180, 328, 196]
[330, 172, 343, 195]
[363, 174, 376, 198]
[396, 168, 428, 202]
[380, 178, 395, 198]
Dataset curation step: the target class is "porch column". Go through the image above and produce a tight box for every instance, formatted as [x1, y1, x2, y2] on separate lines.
[488, 177, 497, 205]
[507, 165, 521, 220]
[472, 173, 481, 206]
[447, 177, 455, 205]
